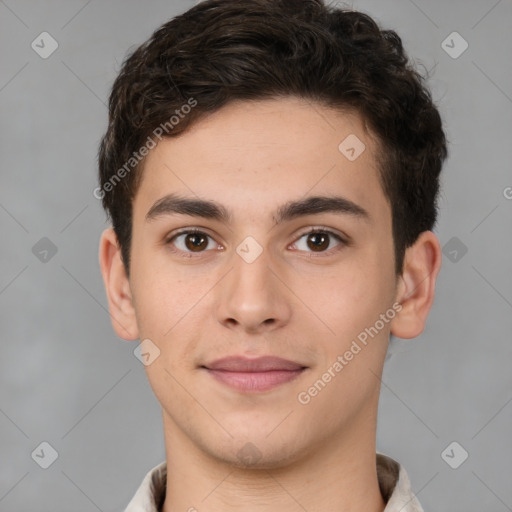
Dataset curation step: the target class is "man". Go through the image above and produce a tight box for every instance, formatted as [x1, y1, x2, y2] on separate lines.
[97, 0, 447, 510]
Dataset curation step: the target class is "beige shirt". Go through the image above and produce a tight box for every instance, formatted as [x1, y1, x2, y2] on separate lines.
[124, 453, 424, 512]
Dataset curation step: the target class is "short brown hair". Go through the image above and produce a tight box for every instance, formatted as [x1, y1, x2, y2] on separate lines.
[98, 0, 447, 277]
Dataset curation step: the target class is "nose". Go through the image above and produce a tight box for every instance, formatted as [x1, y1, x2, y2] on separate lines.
[215, 243, 292, 334]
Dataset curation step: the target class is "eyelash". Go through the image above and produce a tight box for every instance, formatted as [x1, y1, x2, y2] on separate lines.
[165, 227, 347, 258]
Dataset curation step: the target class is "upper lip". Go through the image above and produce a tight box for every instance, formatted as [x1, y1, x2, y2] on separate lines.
[203, 356, 306, 372]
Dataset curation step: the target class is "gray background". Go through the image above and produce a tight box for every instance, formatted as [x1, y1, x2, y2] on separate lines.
[1, 0, 511, 510]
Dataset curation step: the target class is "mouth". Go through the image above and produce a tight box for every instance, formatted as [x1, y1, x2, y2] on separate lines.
[201, 356, 308, 393]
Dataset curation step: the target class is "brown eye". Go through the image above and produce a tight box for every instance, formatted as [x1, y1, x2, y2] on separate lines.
[293, 229, 344, 254]
[168, 230, 216, 254]
[307, 232, 330, 251]
[184, 233, 208, 252]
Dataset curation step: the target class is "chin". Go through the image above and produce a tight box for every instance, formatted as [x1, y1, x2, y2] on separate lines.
[204, 434, 307, 471]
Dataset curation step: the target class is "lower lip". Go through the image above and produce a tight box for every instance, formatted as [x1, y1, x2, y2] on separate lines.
[205, 368, 306, 392]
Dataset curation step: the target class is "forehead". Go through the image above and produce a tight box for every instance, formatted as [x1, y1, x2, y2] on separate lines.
[133, 97, 390, 225]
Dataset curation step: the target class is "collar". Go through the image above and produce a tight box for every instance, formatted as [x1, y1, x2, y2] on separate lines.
[124, 453, 424, 512]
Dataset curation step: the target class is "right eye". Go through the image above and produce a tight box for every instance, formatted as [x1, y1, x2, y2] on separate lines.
[166, 228, 222, 256]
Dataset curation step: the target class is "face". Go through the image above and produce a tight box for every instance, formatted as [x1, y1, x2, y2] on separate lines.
[112, 97, 404, 467]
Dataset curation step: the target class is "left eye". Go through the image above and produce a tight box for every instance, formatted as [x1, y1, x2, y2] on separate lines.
[292, 229, 344, 253]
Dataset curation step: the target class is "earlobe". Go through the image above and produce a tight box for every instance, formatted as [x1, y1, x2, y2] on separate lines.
[98, 228, 139, 341]
[390, 231, 442, 339]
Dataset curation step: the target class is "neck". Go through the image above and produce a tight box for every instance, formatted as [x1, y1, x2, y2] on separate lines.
[161, 405, 386, 512]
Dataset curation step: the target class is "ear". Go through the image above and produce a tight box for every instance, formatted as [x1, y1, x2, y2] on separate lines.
[98, 228, 139, 340]
[390, 231, 442, 339]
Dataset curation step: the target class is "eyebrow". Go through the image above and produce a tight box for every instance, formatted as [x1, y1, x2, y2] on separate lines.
[145, 193, 370, 224]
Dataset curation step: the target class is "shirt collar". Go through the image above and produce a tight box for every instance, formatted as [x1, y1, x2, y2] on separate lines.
[124, 453, 423, 512]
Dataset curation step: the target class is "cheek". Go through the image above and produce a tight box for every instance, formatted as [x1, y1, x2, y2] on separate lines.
[301, 265, 395, 372]
[130, 267, 211, 377]
[302, 261, 386, 327]
[130, 249, 203, 336]
[131, 273, 203, 405]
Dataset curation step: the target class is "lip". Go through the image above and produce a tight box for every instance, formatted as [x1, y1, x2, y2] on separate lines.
[202, 356, 307, 393]
[204, 356, 305, 372]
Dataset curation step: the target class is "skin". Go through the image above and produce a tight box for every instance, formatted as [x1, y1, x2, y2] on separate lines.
[99, 96, 441, 512]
